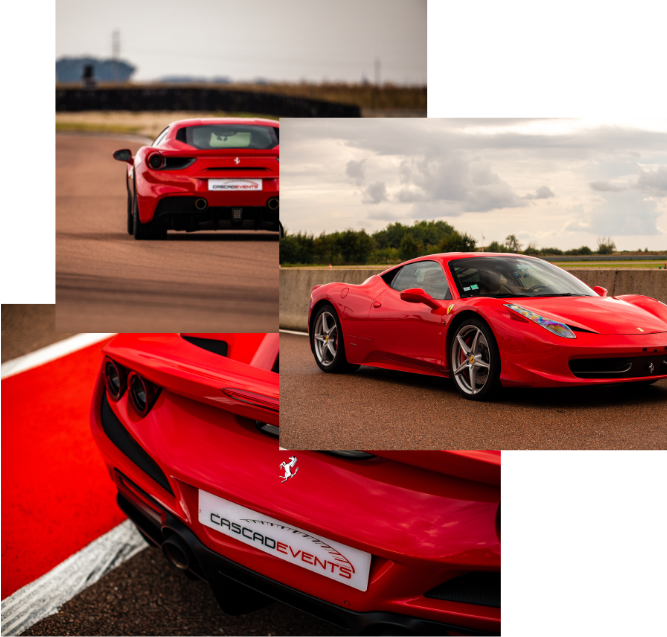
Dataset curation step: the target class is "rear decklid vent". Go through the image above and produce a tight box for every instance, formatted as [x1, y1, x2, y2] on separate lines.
[181, 335, 228, 357]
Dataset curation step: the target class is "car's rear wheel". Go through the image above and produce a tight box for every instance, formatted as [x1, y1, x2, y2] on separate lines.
[278, 221, 284, 239]
[311, 304, 359, 373]
[133, 194, 167, 240]
[450, 318, 501, 400]
[126, 190, 133, 235]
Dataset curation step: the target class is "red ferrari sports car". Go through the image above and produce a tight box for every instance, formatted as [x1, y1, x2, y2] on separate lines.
[113, 118, 280, 240]
[308, 253, 667, 400]
[91, 333, 500, 636]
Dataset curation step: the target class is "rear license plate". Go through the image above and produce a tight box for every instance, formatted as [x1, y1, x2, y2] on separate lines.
[199, 490, 371, 591]
[208, 178, 262, 191]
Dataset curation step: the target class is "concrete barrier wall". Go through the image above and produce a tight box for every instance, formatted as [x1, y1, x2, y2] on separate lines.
[279, 268, 667, 331]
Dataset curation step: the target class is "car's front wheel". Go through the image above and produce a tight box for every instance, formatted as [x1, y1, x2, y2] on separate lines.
[450, 318, 501, 400]
[311, 304, 359, 373]
[133, 194, 167, 240]
[126, 190, 134, 235]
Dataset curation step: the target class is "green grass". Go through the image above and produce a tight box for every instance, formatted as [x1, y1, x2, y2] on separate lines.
[547, 261, 667, 269]
[281, 262, 667, 269]
[56, 122, 143, 135]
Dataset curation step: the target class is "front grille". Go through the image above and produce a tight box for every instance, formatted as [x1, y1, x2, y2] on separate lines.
[425, 572, 500, 608]
[569, 354, 667, 379]
[100, 392, 174, 495]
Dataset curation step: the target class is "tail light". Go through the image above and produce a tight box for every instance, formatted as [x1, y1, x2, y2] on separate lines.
[104, 358, 126, 401]
[147, 153, 165, 170]
[128, 372, 159, 417]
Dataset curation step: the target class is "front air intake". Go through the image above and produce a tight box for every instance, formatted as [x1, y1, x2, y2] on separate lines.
[425, 571, 500, 608]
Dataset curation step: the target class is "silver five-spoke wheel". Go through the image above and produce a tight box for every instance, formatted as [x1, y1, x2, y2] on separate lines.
[451, 325, 491, 395]
[313, 311, 338, 366]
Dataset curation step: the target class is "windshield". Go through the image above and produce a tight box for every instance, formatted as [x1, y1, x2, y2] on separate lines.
[179, 124, 278, 150]
[448, 256, 595, 299]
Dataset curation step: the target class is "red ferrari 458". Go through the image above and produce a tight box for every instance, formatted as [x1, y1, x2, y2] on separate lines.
[113, 118, 279, 240]
[91, 333, 500, 636]
[308, 253, 667, 400]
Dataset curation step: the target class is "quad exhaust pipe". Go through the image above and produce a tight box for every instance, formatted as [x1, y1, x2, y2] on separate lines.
[195, 198, 208, 211]
[267, 197, 279, 211]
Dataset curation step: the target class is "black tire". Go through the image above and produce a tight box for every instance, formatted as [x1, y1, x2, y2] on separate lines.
[126, 190, 133, 235]
[449, 317, 502, 401]
[310, 304, 360, 373]
[278, 221, 285, 239]
[133, 194, 167, 240]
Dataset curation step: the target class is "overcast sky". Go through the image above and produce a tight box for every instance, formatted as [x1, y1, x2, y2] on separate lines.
[280, 118, 667, 251]
[56, 0, 426, 84]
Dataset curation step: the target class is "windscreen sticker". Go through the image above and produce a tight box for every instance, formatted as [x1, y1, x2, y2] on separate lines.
[471, 284, 479, 290]
[463, 286, 471, 291]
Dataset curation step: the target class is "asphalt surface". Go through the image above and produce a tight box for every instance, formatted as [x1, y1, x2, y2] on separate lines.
[55, 134, 278, 332]
[279, 332, 667, 450]
[21, 547, 346, 637]
[1, 305, 75, 363]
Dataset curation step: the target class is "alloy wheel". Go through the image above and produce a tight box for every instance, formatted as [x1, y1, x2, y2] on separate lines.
[313, 311, 338, 366]
[451, 325, 492, 395]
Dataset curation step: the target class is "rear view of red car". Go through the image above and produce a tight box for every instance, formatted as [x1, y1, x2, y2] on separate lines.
[113, 118, 280, 239]
[90, 333, 500, 635]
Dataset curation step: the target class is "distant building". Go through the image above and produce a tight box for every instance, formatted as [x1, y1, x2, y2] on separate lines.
[56, 57, 136, 84]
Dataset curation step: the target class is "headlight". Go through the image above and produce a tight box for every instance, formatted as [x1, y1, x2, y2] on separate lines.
[504, 303, 576, 339]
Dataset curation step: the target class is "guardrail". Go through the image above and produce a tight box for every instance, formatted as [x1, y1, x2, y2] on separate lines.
[56, 87, 361, 118]
[279, 268, 667, 331]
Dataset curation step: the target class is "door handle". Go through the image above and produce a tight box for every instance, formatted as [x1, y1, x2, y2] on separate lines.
[373, 302, 382, 308]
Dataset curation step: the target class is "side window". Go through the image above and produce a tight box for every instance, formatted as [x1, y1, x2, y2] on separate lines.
[152, 127, 169, 147]
[392, 261, 451, 300]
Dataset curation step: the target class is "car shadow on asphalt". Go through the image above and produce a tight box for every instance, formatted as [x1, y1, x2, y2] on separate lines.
[348, 365, 667, 410]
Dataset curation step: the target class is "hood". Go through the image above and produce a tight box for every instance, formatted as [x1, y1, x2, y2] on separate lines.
[513, 296, 667, 335]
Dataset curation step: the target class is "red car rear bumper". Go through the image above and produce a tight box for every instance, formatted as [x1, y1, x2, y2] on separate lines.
[90, 367, 500, 635]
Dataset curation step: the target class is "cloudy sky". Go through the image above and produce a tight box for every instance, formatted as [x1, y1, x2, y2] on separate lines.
[280, 118, 667, 251]
[56, 0, 426, 84]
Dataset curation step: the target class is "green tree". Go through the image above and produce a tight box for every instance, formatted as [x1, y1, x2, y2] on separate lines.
[523, 242, 539, 255]
[437, 230, 477, 253]
[486, 240, 506, 253]
[504, 234, 522, 253]
[596, 236, 616, 255]
[399, 232, 420, 261]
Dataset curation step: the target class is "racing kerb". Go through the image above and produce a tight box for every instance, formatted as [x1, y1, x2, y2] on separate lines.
[279, 268, 667, 331]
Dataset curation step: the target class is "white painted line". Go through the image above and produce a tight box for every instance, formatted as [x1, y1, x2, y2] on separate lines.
[279, 329, 308, 336]
[0, 520, 148, 635]
[1, 333, 115, 380]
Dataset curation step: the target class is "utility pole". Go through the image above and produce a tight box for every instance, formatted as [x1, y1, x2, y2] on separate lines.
[112, 29, 120, 83]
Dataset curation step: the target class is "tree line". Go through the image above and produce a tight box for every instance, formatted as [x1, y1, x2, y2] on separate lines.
[279, 221, 617, 265]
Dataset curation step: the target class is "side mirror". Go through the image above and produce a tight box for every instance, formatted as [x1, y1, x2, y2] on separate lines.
[400, 287, 440, 309]
[593, 286, 607, 297]
[113, 149, 133, 163]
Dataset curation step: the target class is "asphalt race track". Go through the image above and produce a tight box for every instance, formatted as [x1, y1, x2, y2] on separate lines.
[22, 549, 345, 636]
[279, 332, 667, 451]
[2, 327, 342, 636]
[55, 134, 278, 332]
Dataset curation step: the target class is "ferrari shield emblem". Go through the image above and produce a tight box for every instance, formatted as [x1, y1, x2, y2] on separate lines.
[447, 304, 455, 314]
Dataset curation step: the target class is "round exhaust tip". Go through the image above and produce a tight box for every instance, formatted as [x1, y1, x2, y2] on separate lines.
[162, 536, 190, 570]
[195, 198, 208, 210]
[267, 197, 279, 211]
